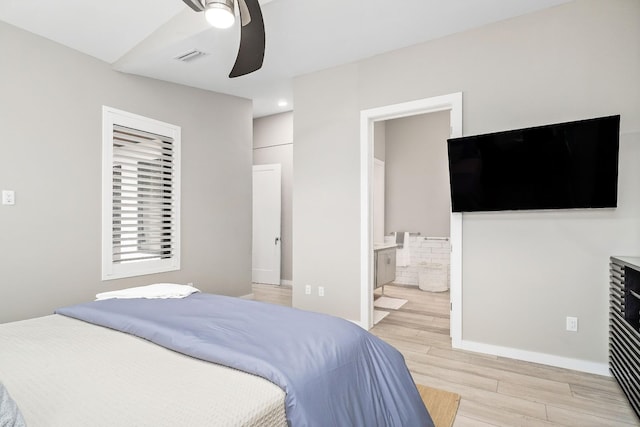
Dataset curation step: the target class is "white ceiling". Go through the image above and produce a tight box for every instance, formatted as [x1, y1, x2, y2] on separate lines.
[0, 0, 571, 117]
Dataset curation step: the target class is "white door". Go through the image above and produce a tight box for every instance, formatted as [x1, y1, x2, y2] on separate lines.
[252, 164, 281, 285]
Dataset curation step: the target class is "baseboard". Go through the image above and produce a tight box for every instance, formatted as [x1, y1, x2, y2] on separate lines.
[455, 339, 610, 377]
[251, 281, 292, 288]
[388, 282, 419, 288]
[239, 293, 255, 300]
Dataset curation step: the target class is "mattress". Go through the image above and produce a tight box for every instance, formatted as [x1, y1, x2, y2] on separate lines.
[0, 315, 286, 427]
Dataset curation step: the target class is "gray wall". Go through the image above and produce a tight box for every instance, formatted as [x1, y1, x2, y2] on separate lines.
[293, 0, 640, 365]
[293, 63, 361, 319]
[253, 112, 293, 282]
[384, 111, 450, 237]
[373, 121, 386, 161]
[0, 21, 253, 323]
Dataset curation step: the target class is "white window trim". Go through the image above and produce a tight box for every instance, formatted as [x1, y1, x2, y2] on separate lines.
[101, 106, 181, 280]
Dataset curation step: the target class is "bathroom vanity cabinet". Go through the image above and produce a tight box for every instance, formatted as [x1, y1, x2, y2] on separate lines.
[375, 245, 397, 290]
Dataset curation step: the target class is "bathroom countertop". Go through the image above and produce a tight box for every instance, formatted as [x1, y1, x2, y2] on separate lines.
[373, 243, 398, 251]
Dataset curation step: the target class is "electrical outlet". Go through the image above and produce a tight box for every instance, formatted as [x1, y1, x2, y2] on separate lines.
[566, 316, 578, 332]
[305, 285, 311, 295]
[318, 286, 325, 297]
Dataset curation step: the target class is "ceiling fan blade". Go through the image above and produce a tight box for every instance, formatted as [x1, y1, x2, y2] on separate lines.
[182, 0, 205, 12]
[238, 0, 252, 26]
[229, 0, 265, 78]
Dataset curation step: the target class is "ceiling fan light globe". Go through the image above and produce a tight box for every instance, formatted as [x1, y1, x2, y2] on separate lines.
[205, 2, 236, 29]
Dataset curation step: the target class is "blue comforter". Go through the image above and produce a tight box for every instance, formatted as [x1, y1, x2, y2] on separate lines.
[56, 294, 433, 427]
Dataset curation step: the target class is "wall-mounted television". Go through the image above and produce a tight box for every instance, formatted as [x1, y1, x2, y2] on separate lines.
[447, 115, 620, 213]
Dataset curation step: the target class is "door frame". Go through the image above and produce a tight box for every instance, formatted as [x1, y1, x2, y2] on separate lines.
[359, 93, 463, 347]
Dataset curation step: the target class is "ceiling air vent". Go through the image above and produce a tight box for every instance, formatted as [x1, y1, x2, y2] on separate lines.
[174, 49, 206, 62]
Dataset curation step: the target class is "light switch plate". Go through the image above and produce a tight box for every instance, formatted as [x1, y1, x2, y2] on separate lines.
[2, 190, 15, 205]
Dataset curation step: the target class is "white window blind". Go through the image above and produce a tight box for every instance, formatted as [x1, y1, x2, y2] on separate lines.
[102, 107, 180, 280]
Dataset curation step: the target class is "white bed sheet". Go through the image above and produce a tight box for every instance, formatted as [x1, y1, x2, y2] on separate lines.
[0, 315, 286, 427]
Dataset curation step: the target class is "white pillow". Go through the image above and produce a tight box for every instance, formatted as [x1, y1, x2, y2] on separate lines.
[96, 283, 200, 301]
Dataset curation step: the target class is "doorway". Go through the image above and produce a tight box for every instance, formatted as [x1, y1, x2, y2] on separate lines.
[360, 93, 463, 346]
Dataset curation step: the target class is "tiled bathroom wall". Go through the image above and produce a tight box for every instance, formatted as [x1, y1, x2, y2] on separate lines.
[384, 235, 450, 288]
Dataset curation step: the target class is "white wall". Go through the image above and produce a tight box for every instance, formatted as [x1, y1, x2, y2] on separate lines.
[384, 111, 450, 237]
[253, 112, 293, 282]
[292, 0, 640, 366]
[0, 21, 254, 323]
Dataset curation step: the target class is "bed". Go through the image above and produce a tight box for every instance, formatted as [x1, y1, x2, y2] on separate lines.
[0, 289, 433, 426]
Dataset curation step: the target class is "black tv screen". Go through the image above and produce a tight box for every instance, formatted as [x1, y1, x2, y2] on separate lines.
[447, 115, 620, 213]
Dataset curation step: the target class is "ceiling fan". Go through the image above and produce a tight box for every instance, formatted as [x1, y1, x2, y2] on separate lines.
[181, 0, 265, 78]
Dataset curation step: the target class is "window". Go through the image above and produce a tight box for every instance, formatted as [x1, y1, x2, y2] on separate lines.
[102, 107, 180, 280]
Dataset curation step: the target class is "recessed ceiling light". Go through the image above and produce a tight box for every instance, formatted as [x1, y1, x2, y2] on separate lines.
[277, 100, 288, 107]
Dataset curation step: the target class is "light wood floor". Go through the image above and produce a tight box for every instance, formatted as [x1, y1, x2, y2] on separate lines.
[252, 283, 640, 427]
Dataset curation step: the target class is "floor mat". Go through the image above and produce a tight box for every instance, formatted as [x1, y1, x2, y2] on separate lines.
[417, 384, 461, 427]
[373, 310, 390, 324]
[374, 296, 408, 310]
